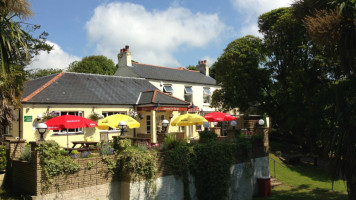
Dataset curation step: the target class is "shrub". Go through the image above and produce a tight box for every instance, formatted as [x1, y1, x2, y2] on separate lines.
[19, 144, 31, 161]
[99, 142, 114, 156]
[113, 139, 132, 152]
[164, 133, 185, 150]
[199, 130, 217, 143]
[0, 145, 6, 171]
[36, 142, 80, 191]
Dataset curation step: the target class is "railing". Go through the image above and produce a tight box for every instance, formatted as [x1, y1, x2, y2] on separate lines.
[269, 156, 285, 178]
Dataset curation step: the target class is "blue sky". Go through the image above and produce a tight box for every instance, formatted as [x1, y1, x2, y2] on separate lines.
[26, 0, 293, 70]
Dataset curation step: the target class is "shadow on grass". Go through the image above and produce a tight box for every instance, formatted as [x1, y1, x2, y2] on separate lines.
[253, 185, 348, 200]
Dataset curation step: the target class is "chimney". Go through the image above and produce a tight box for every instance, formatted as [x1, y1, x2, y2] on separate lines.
[196, 60, 209, 76]
[117, 45, 132, 67]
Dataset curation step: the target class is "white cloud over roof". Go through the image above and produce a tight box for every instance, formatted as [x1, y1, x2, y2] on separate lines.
[85, 2, 227, 67]
[26, 41, 80, 70]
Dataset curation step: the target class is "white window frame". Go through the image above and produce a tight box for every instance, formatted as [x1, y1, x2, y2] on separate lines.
[52, 111, 84, 135]
[101, 111, 126, 118]
[100, 111, 126, 132]
[203, 88, 211, 104]
[184, 86, 193, 103]
[163, 85, 173, 94]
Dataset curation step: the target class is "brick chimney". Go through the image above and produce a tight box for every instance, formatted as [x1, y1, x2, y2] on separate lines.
[196, 60, 209, 76]
[117, 45, 132, 67]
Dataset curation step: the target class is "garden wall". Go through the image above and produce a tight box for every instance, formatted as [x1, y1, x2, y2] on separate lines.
[5, 132, 269, 200]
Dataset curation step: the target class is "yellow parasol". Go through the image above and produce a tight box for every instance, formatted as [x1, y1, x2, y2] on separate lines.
[171, 113, 208, 126]
[97, 114, 140, 130]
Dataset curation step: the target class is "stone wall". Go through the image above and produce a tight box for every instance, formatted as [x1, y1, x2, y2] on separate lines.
[6, 138, 269, 200]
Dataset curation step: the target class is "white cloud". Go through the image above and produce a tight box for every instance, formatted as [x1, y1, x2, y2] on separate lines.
[85, 2, 227, 67]
[26, 41, 80, 70]
[231, 0, 294, 36]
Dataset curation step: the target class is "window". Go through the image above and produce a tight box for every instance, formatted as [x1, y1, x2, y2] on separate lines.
[184, 86, 193, 103]
[196, 125, 202, 131]
[203, 88, 211, 104]
[101, 111, 126, 118]
[163, 85, 173, 94]
[52, 111, 84, 134]
[146, 115, 151, 134]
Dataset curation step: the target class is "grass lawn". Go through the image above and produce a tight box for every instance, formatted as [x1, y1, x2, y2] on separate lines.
[254, 154, 348, 200]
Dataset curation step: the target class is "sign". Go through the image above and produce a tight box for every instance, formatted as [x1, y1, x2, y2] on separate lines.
[137, 106, 188, 111]
[24, 116, 32, 122]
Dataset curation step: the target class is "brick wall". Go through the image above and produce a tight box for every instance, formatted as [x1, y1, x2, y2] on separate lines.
[6, 138, 267, 198]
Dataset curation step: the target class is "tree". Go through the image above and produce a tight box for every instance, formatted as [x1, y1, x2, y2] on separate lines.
[67, 55, 116, 75]
[26, 68, 63, 79]
[211, 35, 268, 112]
[0, 0, 52, 134]
[293, 1, 356, 199]
[186, 65, 197, 70]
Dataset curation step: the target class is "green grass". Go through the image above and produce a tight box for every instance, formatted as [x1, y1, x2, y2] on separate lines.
[254, 154, 348, 200]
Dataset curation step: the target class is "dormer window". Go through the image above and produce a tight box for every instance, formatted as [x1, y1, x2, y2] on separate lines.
[203, 88, 211, 104]
[184, 86, 193, 102]
[163, 85, 173, 94]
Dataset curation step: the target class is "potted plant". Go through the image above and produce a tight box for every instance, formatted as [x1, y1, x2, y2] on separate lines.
[70, 150, 80, 159]
[88, 112, 104, 121]
[42, 111, 57, 121]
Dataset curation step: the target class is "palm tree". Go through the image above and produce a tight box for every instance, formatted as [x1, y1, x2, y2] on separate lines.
[293, 1, 356, 199]
[0, 0, 32, 134]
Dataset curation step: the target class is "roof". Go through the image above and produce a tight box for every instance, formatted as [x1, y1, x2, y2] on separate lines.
[121, 63, 216, 85]
[21, 72, 158, 105]
[138, 90, 190, 106]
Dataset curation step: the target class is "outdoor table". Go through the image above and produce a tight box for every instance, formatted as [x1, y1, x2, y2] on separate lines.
[71, 141, 98, 148]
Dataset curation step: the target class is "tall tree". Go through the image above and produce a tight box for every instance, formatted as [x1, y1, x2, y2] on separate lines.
[0, 0, 52, 133]
[293, 1, 356, 199]
[67, 55, 116, 75]
[211, 35, 268, 112]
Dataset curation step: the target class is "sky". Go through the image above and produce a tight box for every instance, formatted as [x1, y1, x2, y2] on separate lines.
[26, 0, 294, 70]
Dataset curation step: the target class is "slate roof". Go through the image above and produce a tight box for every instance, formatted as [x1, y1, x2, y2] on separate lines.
[138, 90, 190, 106]
[125, 63, 216, 85]
[21, 72, 158, 105]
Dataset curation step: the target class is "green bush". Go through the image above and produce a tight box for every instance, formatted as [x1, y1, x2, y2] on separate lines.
[36, 142, 80, 191]
[99, 142, 114, 156]
[113, 139, 132, 152]
[19, 144, 31, 161]
[0, 145, 6, 171]
[191, 142, 236, 200]
[198, 130, 217, 143]
[164, 133, 185, 150]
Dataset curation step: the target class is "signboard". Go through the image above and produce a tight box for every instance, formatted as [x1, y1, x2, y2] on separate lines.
[24, 116, 32, 122]
[137, 106, 188, 111]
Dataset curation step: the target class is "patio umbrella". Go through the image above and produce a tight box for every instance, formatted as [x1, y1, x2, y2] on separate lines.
[44, 115, 98, 147]
[97, 114, 140, 130]
[171, 113, 208, 126]
[203, 112, 237, 122]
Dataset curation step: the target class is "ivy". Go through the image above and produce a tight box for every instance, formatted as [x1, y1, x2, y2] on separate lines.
[104, 138, 158, 194]
[36, 142, 81, 192]
[190, 142, 236, 200]
[0, 145, 6, 171]
[166, 134, 257, 200]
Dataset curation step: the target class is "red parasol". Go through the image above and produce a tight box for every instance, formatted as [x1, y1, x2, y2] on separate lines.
[45, 115, 97, 147]
[203, 112, 237, 122]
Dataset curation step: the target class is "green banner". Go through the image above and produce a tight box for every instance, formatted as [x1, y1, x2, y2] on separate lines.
[24, 116, 32, 122]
